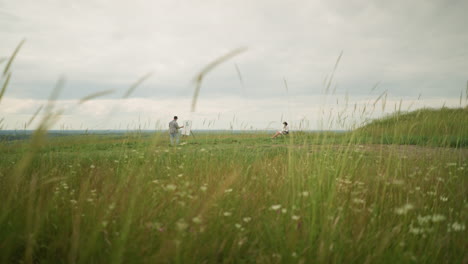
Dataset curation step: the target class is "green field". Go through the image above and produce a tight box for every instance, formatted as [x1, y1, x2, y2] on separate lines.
[0, 108, 467, 263]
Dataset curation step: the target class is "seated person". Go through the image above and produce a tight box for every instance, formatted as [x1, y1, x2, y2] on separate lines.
[272, 122, 289, 138]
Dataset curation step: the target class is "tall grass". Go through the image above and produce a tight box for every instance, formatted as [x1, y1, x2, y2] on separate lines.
[1, 118, 466, 263]
[0, 42, 467, 263]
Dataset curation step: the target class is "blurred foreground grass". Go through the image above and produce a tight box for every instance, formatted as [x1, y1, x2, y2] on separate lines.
[0, 108, 467, 263]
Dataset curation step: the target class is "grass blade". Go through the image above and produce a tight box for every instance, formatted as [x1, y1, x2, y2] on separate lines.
[191, 47, 248, 112]
[79, 89, 115, 104]
[234, 63, 244, 86]
[460, 90, 463, 107]
[373, 90, 387, 107]
[325, 50, 343, 93]
[122, 72, 153, 98]
[26, 105, 43, 128]
[370, 81, 381, 92]
[234, 63, 246, 96]
[44, 77, 65, 114]
[3, 39, 26, 76]
[465, 80, 468, 103]
[0, 73, 11, 104]
[283, 78, 289, 92]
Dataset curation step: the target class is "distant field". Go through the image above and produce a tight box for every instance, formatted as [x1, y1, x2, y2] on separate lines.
[0, 109, 467, 263]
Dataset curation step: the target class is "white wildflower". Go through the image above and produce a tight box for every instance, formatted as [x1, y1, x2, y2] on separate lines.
[271, 204, 281, 211]
[394, 203, 414, 215]
[449, 222, 466, 232]
[417, 215, 432, 225]
[409, 226, 424, 235]
[418, 214, 446, 224]
[192, 216, 202, 224]
[392, 179, 404, 185]
[223, 212, 232, 217]
[431, 214, 446, 223]
[243, 217, 251, 223]
[353, 198, 365, 204]
[238, 237, 247, 246]
[165, 184, 177, 191]
[176, 219, 188, 231]
[291, 215, 300, 221]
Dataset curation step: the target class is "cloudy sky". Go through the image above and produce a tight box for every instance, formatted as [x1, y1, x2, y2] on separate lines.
[1, 0, 467, 130]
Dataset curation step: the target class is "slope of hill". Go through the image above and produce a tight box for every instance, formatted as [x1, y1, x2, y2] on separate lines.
[355, 107, 468, 147]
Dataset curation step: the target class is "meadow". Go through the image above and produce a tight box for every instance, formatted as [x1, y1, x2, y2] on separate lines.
[0, 108, 467, 263]
[1, 41, 467, 263]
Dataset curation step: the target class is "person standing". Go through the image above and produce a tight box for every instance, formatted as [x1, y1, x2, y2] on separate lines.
[169, 116, 184, 145]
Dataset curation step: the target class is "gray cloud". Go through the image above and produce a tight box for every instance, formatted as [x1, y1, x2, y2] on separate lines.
[0, 0, 467, 129]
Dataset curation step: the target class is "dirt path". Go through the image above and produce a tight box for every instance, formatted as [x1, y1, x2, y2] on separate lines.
[251, 143, 468, 159]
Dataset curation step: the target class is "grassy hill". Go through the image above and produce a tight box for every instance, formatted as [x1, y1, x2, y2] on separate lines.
[354, 107, 468, 147]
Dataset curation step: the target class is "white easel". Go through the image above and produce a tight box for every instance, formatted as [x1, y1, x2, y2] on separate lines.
[182, 120, 195, 138]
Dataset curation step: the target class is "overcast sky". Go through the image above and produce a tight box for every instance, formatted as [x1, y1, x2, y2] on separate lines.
[1, 0, 467, 130]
